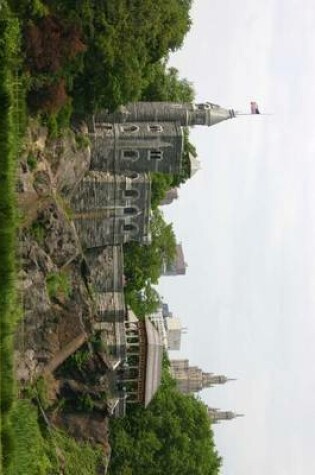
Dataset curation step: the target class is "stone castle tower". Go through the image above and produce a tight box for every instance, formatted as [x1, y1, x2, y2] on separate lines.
[207, 407, 244, 424]
[170, 359, 235, 394]
[90, 101, 235, 175]
[71, 100, 235, 249]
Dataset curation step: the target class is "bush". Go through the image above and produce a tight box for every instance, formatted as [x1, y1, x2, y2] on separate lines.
[24, 15, 86, 74]
[28, 78, 69, 114]
[27, 153, 37, 170]
[46, 271, 71, 300]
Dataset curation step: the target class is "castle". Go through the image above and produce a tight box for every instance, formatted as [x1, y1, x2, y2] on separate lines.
[71, 100, 235, 248]
[69, 99, 240, 418]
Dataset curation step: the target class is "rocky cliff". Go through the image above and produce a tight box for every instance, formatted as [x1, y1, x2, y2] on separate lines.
[14, 122, 112, 468]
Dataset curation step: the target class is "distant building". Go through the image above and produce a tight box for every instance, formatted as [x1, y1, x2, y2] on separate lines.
[170, 359, 235, 394]
[165, 317, 183, 351]
[162, 243, 187, 276]
[149, 303, 184, 351]
[207, 407, 244, 424]
[148, 305, 168, 348]
[160, 187, 179, 205]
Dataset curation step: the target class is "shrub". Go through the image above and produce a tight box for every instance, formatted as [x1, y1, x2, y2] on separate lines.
[28, 79, 69, 114]
[24, 15, 86, 74]
[26, 154, 37, 170]
[46, 271, 71, 300]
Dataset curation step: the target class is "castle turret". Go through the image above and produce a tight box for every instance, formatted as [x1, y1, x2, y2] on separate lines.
[95, 101, 235, 128]
[89, 101, 235, 177]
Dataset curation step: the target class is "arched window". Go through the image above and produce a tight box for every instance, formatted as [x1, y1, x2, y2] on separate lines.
[124, 207, 138, 215]
[124, 224, 137, 232]
[148, 125, 163, 133]
[122, 150, 139, 161]
[125, 171, 139, 180]
[120, 124, 139, 133]
[98, 123, 113, 130]
[196, 103, 210, 110]
[124, 189, 139, 198]
[148, 150, 163, 160]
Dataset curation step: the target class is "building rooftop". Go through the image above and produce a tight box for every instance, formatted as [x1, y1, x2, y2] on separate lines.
[144, 318, 164, 407]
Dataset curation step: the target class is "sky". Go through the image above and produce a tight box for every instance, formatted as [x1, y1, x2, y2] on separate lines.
[158, 1, 315, 473]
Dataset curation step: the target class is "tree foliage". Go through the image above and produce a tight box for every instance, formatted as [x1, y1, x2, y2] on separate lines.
[150, 129, 198, 206]
[11, 0, 193, 113]
[124, 209, 176, 292]
[142, 63, 195, 103]
[109, 368, 222, 475]
[125, 283, 161, 319]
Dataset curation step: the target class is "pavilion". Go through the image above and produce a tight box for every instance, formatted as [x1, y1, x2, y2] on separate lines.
[113, 311, 164, 416]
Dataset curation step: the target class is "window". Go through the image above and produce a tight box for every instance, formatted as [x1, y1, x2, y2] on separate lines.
[121, 124, 139, 133]
[148, 125, 163, 133]
[122, 150, 139, 161]
[148, 150, 163, 160]
[98, 123, 113, 130]
[125, 171, 139, 180]
[124, 189, 139, 198]
[124, 207, 138, 215]
[124, 224, 137, 232]
[196, 103, 209, 110]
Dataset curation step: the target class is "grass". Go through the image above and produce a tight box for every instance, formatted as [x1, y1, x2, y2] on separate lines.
[26, 153, 37, 171]
[30, 220, 45, 244]
[50, 427, 106, 475]
[46, 271, 71, 300]
[7, 401, 52, 475]
[75, 132, 90, 150]
[0, 3, 24, 472]
[8, 399, 107, 475]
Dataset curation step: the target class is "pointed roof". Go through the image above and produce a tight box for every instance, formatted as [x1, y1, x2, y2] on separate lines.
[206, 105, 235, 126]
[189, 152, 201, 177]
[195, 102, 235, 127]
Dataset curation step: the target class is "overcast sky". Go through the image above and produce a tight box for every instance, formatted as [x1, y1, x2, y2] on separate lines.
[158, 1, 315, 473]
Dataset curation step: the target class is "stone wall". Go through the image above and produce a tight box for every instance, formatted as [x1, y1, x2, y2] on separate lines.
[85, 246, 124, 293]
[71, 172, 151, 248]
[90, 121, 183, 175]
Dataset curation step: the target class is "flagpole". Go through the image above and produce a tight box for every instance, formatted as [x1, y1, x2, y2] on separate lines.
[235, 112, 273, 116]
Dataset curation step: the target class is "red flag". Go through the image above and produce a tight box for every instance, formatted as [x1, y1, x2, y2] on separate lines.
[250, 101, 260, 114]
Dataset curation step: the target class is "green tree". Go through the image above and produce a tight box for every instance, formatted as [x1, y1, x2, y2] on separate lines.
[71, 0, 193, 112]
[150, 173, 173, 209]
[108, 367, 222, 475]
[142, 63, 195, 103]
[126, 283, 161, 319]
[124, 209, 176, 292]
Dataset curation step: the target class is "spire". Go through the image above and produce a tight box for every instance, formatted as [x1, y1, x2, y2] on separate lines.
[202, 373, 235, 387]
[207, 408, 245, 423]
[192, 102, 235, 127]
